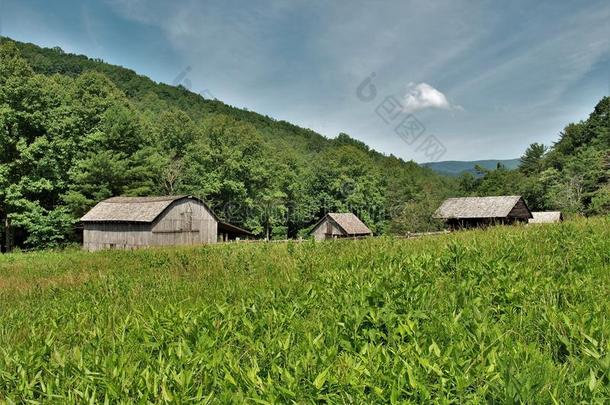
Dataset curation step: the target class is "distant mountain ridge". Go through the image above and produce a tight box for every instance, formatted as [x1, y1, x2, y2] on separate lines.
[422, 159, 521, 176]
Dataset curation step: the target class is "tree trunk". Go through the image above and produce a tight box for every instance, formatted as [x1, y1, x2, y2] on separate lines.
[4, 217, 12, 253]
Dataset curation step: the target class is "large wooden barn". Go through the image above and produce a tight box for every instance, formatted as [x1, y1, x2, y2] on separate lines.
[434, 196, 533, 229]
[81, 196, 252, 251]
[309, 213, 372, 241]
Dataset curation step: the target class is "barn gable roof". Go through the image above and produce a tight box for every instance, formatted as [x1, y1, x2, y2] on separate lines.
[81, 195, 218, 223]
[310, 213, 372, 236]
[434, 196, 532, 219]
[329, 213, 372, 235]
[529, 211, 563, 223]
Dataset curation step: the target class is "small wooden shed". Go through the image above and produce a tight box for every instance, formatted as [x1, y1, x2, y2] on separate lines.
[529, 211, 563, 224]
[309, 213, 372, 241]
[81, 195, 252, 251]
[434, 196, 532, 229]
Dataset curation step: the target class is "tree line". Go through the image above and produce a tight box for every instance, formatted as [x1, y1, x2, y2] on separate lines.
[459, 97, 609, 215]
[0, 39, 455, 250]
[1, 37, 607, 251]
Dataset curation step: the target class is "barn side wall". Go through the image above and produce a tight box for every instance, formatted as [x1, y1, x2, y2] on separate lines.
[447, 217, 525, 230]
[151, 199, 217, 245]
[83, 223, 152, 251]
[311, 218, 344, 241]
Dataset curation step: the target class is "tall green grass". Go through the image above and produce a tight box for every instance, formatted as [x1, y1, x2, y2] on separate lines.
[0, 217, 609, 403]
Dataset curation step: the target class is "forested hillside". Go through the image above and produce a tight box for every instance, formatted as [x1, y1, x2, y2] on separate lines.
[460, 97, 610, 215]
[1, 36, 607, 251]
[0, 38, 455, 250]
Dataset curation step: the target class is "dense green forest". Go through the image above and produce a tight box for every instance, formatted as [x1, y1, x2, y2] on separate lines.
[0, 37, 456, 250]
[0, 37, 608, 250]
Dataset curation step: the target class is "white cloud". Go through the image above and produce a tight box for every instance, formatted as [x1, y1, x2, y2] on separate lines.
[102, 0, 608, 160]
[402, 82, 457, 113]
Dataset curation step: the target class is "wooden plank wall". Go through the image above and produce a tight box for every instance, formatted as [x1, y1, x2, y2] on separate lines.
[310, 218, 344, 241]
[151, 199, 217, 245]
[507, 199, 532, 220]
[83, 222, 152, 251]
[83, 199, 218, 251]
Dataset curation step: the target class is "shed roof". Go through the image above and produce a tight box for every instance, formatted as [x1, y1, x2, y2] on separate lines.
[434, 196, 530, 219]
[81, 195, 216, 223]
[218, 221, 254, 237]
[529, 211, 563, 224]
[311, 213, 372, 235]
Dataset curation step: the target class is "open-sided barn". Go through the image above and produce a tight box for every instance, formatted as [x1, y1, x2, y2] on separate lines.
[309, 213, 372, 241]
[81, 196, 252, 251]
[434, 195, 533, 229]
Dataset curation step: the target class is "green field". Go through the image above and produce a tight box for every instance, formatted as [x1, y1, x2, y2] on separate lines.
[1, 218, 609, 403]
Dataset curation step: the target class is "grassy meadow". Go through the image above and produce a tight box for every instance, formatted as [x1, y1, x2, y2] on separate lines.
[1, 217, 609, 403]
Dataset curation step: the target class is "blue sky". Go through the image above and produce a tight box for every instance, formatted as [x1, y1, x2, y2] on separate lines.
[1, 0, 609, 162]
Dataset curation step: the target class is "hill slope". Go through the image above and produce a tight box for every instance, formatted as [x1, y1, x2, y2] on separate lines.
[0, 37, 456, 249]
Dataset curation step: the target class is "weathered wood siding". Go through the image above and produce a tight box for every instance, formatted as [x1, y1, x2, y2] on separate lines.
[151, 199, 217, 245]
[83, 199, 218, 251]
[83, 223, 152, 251]
[311, 218, 344, 241]
[507, 199, 532, 220]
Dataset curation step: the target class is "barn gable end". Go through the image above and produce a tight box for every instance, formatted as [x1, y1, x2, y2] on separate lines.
[309, 213, 372, 241]
[151, 199, 217, 245]
[310, 217, 345, 241]
[507, 198, 533, 220]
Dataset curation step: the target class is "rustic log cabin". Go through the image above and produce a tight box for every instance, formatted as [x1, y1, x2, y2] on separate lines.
[81, 196, 252, 251]
[434, 196, 533, 229]
[529, 211, 563, 224]
[309, 213, 372, 241]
